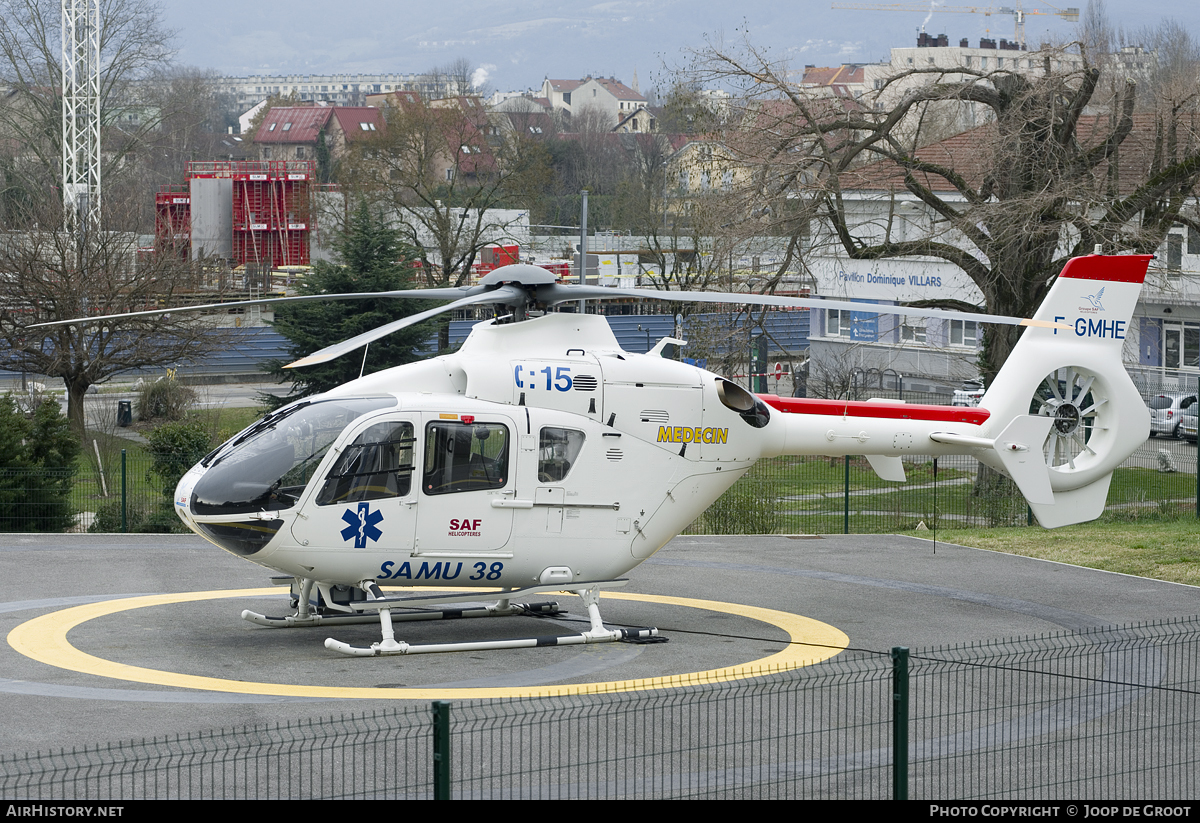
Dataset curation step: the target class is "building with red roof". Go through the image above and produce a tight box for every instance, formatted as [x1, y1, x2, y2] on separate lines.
[252, 105, 381, 165]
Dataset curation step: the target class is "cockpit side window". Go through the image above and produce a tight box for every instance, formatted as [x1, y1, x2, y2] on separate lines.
[538, 427, 584, 482]
[316, 421, 415, 506]
[423, 421, 508, 495]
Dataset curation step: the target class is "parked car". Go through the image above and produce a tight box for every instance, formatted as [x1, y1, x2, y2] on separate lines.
[952, 381, 985, 407]
[1147, 392, 1197, 438]
[1179, 407, 1198, 443]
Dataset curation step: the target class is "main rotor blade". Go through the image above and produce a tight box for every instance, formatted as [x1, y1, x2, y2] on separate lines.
[27, 287, 481, 329]
[534, 283, 1066, 329]
[284, 285, 526, 369]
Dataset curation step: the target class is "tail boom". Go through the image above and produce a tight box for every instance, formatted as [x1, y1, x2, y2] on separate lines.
[759, 253, 1152, 528]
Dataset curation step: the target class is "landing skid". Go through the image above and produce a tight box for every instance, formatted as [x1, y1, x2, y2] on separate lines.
[241, 577, 659, 656]
[241, 600, 561, 629]
[321, 579, 657, 657]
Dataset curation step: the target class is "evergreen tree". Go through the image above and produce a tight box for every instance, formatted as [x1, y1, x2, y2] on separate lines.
[267, 203, 435, 404]
[0, 396, 80, 532]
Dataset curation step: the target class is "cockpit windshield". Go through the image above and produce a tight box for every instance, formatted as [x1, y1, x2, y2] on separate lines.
[191, 397, 396, 516]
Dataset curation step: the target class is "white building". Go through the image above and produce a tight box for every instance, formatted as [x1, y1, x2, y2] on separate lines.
[798, 120, 1199, 397]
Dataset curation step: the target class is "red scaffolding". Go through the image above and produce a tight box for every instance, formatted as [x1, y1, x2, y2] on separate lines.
[154, 185, 191, 259]
[186, 160, 316, 269]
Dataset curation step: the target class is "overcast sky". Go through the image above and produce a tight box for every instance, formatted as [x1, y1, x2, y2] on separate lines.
[162, 0, 1200, 93]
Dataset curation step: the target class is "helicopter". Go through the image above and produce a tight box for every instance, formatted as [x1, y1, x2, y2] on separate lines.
[38, 250, 1151, 656]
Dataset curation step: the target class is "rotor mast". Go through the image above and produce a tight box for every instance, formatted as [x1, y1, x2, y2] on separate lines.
[61, 0, 101, 231]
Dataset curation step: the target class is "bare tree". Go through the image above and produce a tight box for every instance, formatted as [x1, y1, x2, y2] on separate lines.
[0, 197, 234, 435]
[0, 0, 177, 222]
[429, 58, 475, 98]
[340, 95, 551, 349]
[691, 34, 1200, 386]
[106, 66, 231, 228]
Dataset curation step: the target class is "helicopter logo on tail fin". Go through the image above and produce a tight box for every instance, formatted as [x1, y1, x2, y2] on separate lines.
[340, 503, 384, 548]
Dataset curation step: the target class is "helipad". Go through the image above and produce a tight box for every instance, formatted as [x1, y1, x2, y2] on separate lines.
[0, 532, 1196, 754]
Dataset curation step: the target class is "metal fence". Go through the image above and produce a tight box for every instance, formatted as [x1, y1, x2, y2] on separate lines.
[2, 615, 1196, 799]
[0, 435, 1196, 534]
[687, 438, 1200, 535]
[0, 451, 173, 534]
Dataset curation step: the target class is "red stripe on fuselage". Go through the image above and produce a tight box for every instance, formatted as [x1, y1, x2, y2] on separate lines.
[1057, 254, 1153, 284]
[758, 395, 990, 426]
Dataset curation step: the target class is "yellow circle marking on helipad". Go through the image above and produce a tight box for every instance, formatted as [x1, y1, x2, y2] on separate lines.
[7, 588, 848, 700]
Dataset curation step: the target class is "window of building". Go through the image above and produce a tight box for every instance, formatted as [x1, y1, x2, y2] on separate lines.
[950, 319, 979, 347]
[901, 318, 926, 343]
[1189, 225, 1200, 255]
[282, 122, 291, 131]
[722, 170, 734, 191]
[678, 169, 689, 192]
[268, 123, 276, 131]
[827, 309, 846, 337]
[446, 168, 454, 181]
[1168, 233, 1183, 271]
[1163, 323, 1200, 369]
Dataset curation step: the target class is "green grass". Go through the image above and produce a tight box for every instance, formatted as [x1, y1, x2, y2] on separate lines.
[763, 455, 969, 497]
[75, 432, 160, 511]
[186, 405, 262, 443]
[934, 521, 1200, 587]
[772, 464, 1195, 519]
[693, 457, 1200, 586]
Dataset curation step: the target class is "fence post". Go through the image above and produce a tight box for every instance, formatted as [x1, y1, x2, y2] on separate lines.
[433, 700, 451, 799]
[892, 646, 909, 801]
[844, 455, 850, 535]
[120, 449, 127, 533]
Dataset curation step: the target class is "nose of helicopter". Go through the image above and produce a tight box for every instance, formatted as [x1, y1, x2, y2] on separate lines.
[174, 463, 205, 529]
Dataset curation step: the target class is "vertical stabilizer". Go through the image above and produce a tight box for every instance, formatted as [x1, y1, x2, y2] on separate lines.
[978, 254, 1152, 525]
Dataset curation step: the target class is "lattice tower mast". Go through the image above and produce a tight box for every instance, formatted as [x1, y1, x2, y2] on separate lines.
[61, 0, 101, 230]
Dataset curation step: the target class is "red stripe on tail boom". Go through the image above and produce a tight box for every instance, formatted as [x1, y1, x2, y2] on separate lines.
[759, 395, 991, 426]
[1057, 254, 1153, 284]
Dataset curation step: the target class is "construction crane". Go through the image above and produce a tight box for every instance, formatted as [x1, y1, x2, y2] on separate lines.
[61, 0, 101, 231]
[831, 2, 1080, 49]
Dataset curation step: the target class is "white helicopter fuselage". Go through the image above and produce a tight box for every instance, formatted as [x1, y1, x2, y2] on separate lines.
[177, 313, 773, 591]
[174, 253, 1152, 603]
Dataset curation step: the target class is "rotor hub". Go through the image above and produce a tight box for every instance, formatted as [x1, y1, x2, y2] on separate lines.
[1053, 403, 1080, 435]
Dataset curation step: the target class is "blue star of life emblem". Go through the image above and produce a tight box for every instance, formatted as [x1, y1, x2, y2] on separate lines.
[340, 502, 384, 548]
